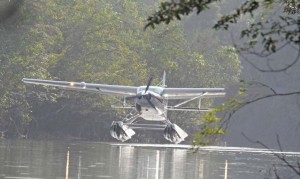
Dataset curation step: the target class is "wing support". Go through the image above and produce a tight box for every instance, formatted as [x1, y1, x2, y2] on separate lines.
[126, 123, 167, 130]
[173, 93, 206, 108]
[111, 105, 135, 109]
[167, 107, 210, 112]
[167, 93, 210, 112]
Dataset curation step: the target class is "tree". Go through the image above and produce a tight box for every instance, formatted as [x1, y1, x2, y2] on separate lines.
[0, 0, 241, 142]
[146, 0, 300, 177]
[0, 0, 47, 139]
[146, 0, 300, 72]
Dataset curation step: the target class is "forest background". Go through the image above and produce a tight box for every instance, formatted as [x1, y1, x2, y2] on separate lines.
[0, 0, 299, 151]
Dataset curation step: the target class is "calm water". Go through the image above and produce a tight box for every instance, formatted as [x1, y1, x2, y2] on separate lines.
[0, 140, 299, 179]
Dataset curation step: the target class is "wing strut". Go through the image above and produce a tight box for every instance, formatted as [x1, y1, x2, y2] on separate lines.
[173, 93, 206, 108]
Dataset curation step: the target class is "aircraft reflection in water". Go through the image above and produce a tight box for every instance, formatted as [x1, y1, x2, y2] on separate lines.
[1, 141, 299, 179]
[108, 144, 228, 179]
[68, 144, 227, 179]
[23, 72, 225, 143]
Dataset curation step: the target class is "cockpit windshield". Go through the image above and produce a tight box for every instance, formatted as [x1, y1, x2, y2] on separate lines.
[137, 86, 164, 95]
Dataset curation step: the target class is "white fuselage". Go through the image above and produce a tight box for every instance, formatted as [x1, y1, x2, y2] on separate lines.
[135, 86, 166, 121]
[136, 97, 165, 121]
[140, 106, 165, 121]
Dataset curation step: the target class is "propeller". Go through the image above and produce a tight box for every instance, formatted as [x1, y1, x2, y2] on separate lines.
[145, 92, 156, 109]
[142, 76, 160, 111]
[144, 76, 153, 93]
[124, 76, 158, 111]
[125, 76, 153, 100]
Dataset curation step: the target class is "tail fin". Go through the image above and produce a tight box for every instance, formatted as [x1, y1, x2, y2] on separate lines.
[157, 71, 167, 87]
[162, 71, 166, 87]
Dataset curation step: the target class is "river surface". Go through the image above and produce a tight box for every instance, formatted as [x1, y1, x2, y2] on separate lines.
[0, 140, 299, 179]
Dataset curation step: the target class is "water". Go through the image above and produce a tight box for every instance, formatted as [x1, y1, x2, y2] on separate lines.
[0, 140, 299, 179]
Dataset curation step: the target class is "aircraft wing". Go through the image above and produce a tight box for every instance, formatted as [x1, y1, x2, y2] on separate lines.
[162, 88, 225, 99]
[22, 78, 138, 96]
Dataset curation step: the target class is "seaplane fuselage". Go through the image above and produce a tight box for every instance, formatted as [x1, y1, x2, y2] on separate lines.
[134, 86, 165, 121]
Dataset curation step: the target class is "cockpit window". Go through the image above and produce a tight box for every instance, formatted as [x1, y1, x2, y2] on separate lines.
[137, 86, 164, 95]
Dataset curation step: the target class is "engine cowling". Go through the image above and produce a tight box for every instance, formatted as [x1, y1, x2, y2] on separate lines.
[110, 121, 135, 142]
[164, 124, 188, 144]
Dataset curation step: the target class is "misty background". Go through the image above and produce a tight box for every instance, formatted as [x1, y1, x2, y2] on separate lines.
[0, 0, 299, 151]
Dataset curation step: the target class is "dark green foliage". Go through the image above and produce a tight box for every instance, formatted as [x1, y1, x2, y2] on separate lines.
[147, 0, 300, 56]
[0, 0, 241, 142]
[146, 0, 300, 148]
[145, 0, 219, 29]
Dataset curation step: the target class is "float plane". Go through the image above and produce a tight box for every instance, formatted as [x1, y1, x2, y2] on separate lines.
[22, 72, 225, 143]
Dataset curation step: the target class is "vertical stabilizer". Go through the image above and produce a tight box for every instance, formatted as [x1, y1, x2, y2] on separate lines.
[162, 71, 166, 87]
[157, 71, 167, 87]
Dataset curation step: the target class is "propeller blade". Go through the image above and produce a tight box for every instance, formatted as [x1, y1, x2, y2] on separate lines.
[125, 94, 140, 100]
[125, 76, 153, 100]
[145, 94, 158, 111]
[146, 96, 155, 109]
[145, 76, 153, 93]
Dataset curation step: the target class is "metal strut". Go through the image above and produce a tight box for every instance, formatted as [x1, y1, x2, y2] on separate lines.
[126, 123, 167, 130]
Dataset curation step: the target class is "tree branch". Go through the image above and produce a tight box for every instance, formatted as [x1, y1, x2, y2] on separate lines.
[242, 132, 300, 176]
[224, 91, 300, 122]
